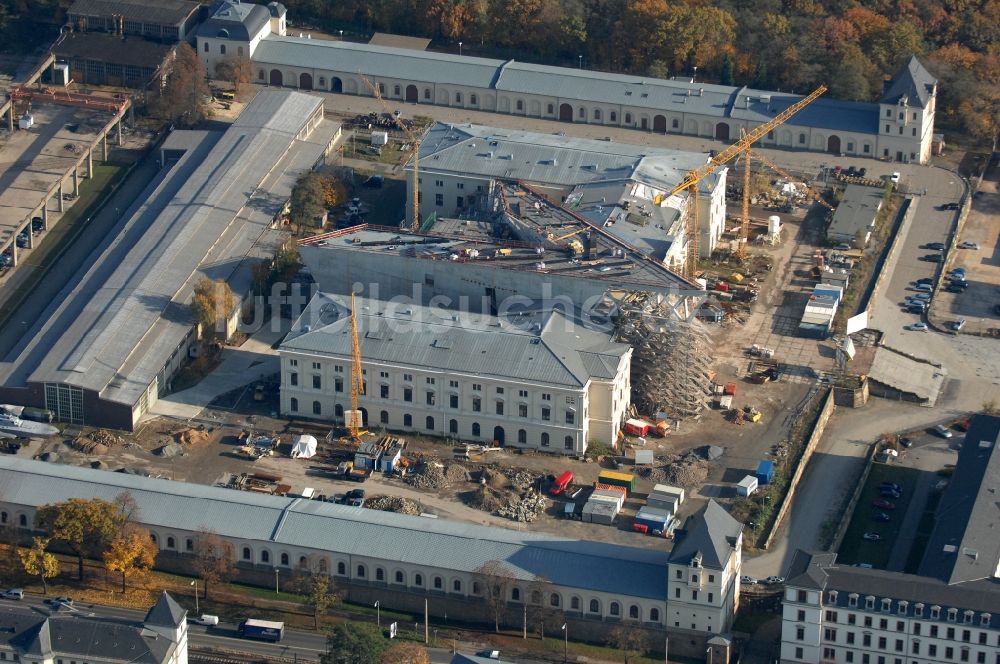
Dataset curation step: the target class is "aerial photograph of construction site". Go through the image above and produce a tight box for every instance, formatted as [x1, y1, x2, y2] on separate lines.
[0, 1, 997, 664]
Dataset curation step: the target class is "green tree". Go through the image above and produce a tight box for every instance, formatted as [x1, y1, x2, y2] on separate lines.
[646, 59, 669, 79]
[321, 622, 389, 664]
[18, 537, 59, 594]
[37, 498, 121, 580]
[289, 171, 327, 234]
[307, 572, 337, 629]
[751, 61, 769, 89]
[720, 53, 734, 85]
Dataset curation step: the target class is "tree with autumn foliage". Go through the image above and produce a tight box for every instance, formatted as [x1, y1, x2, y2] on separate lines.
[381, 642, 430, 664]
[191, 278, 236, 339]
[104, 525, 158, 592]
[154, 42, 210, 127]
[37, 497, 121, 580]
[192, 528, 235, 599]
[18, 537, 59, 594]
[214, 55, 253, 101]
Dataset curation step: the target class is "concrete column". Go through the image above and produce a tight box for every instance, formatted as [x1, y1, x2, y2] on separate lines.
[117, 118, 123, 146]
[10, 243, 17, 267]
[42, 204, 48, 228]
[73, 167, 79, 195]
[58, 181, 64, 212]
[6, 107, 12, 132]
[102, 133, 108, 161]
[27, 220, 34, 249]
[87, 150, 93, 178]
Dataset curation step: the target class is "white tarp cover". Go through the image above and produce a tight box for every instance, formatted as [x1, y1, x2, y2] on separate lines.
[290, 435, 317, 459]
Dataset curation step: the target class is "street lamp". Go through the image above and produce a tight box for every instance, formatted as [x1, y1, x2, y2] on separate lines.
[578, 55, 582, 69]
[374, 600, 380, 628]
[433, 628, 438, 646]
[665, 635, 669, 664]
[190, 580, 198, 614]
[561, 623, 568, 661]
[458, 41, 463, 56]
[706, 646, 713, 664]
[339, 30, 344, 40]
[274, 568, 280, 595]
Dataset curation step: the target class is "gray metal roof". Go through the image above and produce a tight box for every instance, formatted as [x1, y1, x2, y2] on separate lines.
[144, 591, 186, 628]
[785, 551, 999, 621]
[826, 184, 884, 242]
[196, 0, 270, 41]
[67, 0, 200, 25]
[249, 35, 904, 134]
[0, 457, 670, 600]
[918, 415, 1000, 584]
[668, 500, 742, 569]
[281, 293, 630, 388]
[419, 122, 714, 192]
[881, 56, 937, 108]
[0, 90, 324, 408]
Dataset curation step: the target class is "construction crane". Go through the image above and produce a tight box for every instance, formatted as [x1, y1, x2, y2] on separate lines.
[664, 85, 828, 278]
[361, 75, 422, 231]
[347, 291, 368, 442]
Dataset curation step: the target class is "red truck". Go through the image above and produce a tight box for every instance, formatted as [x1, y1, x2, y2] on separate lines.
[549, 471, 574, 496]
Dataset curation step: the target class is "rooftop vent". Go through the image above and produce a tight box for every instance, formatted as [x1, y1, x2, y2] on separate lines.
[943, 544, 958, 553]
[760, 94, 771, 104]
[979, 439, 993, 448]
[963, 548, 979, 560]
[433, 339, 453, 349]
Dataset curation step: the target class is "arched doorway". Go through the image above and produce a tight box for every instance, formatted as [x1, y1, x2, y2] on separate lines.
[299, 72, 313, 90]
[358, 408, 369, 426]
[653, 115, 667, 133]
[559, 103, 573, 122]
[493, 426, 505, 445]
[331, 77, 343, 93]
[827, 135, 841, 154]
[405, 85, 418, 103]
[715, 123, 730, 141]
[640, 117, 648, 130]
[269, 69, 283, 86]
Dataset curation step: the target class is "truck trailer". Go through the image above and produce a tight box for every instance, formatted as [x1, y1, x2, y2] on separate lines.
[238, 619, 284, 642]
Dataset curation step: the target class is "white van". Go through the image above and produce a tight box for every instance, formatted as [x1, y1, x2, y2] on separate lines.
[1, 589, 24, 600]
[190, 614, 220, 626]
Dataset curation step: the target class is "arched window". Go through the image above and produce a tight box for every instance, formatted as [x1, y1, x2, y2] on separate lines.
[395, 570, 405, 583]
[261, 550, 270, 563]
[281, 552, 289, 566]
[516, 99, 524, 111]
[455, 92, 462, 103]
[318, 558, 328, 573]
[550, 593, 561, 607]
[17, 514, 27, 527]
[571, 596, 580, 610]
[404, 414, 412, 427]
[473, 582, 481, 595]
[258, 69, 265, 81]
[185, 538, 194, 551]
[312, 400, 321, 414]
[424, 88, 431, 100]
[610, 111, 617, 122]
[629, 604, 640, 620]
[356, 564, 366, 578]
[650, 608, 660, 622]
[453, 579, 462, 592]
[610, 601, 620, 616]
[299, 555, 308, 568]
[578, 107, 585, 118]
[150, 533, 157, 544]
[625, 113, 632, 124]
[511, 588, 521, 601]
[594, 109, 602, 120]
[380, 410, 389, 424]
[433, 576, 443, 589]
[319, 77, 325, 87]
[547, 103, 554, 114]
[426, 416, 434, 430]
[449, 419, 458, 434]
[220, 44, 226, 55]
[289, 397, 298, 411]
[541, 432, 549, 446]
[470, 94, 478, 105]
[472, 422, 480, 436]
[166, 536, 175, 549]
[517, 429, 526, 443]
[337, 561, 346, 575]
[242, 546, 251, 560]
[415, 573, 424, 586]
[376, 567, 385, 581]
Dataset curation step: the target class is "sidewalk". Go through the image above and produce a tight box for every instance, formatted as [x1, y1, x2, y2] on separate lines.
[150, 317, 290, 420]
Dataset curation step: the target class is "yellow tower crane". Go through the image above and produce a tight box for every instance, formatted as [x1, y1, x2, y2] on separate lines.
[361, 75, 423, 232]
[664, 85, 828, 278]
[347, 291, 368, 442]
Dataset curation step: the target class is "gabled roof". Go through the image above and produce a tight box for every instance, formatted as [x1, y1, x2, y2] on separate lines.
[786, 550, 838, 590]
[67, 0, 200, 25]
[880, 56, 937, 108]
[669, 500, 743, 569]
[144, 592, 185, 629]
[12, 618, 52, 657]
[196, 0, 270, 41]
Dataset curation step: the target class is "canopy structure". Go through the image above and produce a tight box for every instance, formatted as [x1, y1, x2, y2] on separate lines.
[290, 434, 317, 459]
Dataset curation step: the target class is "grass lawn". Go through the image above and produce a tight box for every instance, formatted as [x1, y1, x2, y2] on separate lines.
[837, 462, 921, 567]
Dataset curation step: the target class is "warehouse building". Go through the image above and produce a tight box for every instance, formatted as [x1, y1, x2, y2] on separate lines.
[780, 415, 1000, 664]
[0, 456, 743, 656]
[0, 90, 336, 430]
[826, 185, 885, 248]
[279, 294, 632, 454]
[66, 0, 203, 42]
[409, 122, 726, 263]
[195, 2, 937, 164]
[53, 32, 177, 88]
[0, 592, 189, 664]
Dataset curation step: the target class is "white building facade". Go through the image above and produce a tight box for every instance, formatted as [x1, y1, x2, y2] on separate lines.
[278, 294, 632, 454]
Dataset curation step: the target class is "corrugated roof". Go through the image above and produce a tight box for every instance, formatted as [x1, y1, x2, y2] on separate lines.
[0, 457, 669, 599]
[281, 294, 630, 388]
[67, 0, 199, 25]
[827, 184, 884, 241]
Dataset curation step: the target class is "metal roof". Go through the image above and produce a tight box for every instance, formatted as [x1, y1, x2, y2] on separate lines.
[196, 0, 270, 41]
[53, 32, 175, 69]
[281, 293, 630, 388]
[0, 90, 324, 408]
[67, 0, 200, 25]
[0, 457, 670, 600]
[918, 415, 1000, 584]
[881, 56, 937, 108]
[668, 500, 742, 569]
[826, 184, 884, 241]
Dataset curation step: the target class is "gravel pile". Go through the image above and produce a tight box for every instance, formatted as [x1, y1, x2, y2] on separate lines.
[639, 451, 709, 488]
[365, 495, 422, 515]
[155, 442, 185, 458]
[496, 490, 547, 522]
[406, 463, 448, 489]
[503, 468, 536, 490]
[465, 485, 507, 513]
[479, 467, 509, 490]
[444, 464, 471, 483]
[89, 429, 122, 446]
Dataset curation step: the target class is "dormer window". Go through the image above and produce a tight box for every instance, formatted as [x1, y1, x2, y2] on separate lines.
[897, 600, 908, 615]
[881, 598, 891, 612]
[963, 610, 973, 624]
[980, 614, 990, 627]
[947, 608, 957, 622]
[930, 606, 940, 620]
[848, 594, 858, 608]
[914, 603, 924, 618]
[828, 591, 838, 604]
[217, 28, 230, 38]
[865, 596, 875, 610]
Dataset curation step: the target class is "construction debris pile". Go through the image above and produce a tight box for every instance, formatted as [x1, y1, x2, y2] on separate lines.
[365, 495, 422, 515]
[502, 468, 537, 491]
[465, 467, 546, 521]
[176, 427, 210, 446]
[615, 292, 713, 419]
[406, 462, 449, 489]
[639, 451, 710, 488]
[68, 438, 110, 455]
[88, 429, 122, 446]
[495, 490, 547, 522]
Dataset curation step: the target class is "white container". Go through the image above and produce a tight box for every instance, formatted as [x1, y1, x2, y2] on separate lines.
[371, 131, 389, 146]
[737, 475, 758, 496]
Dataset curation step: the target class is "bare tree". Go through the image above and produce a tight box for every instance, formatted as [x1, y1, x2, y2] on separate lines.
[607, 620, 649, 664]
[475, 560, 517, 632]
[193, 529, 235, 599]
[214, 55, 252, 100]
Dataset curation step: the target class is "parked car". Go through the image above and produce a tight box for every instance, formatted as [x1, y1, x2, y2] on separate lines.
[906, 305, 927, 314]
[924, 242, 945, 251]
[954, 419, 971, 432]
[889, 172, 901, 183]
[880, 487, 902, 498]
[190, 614, 220, 626]
[31, 217, 44, 233]
[912, 293, 932, 301]
[345, 488, 365, 506]
[949, 268, 966, 277]
[45, 596, 73, 607]
[764, 576, 785, 585]
[915, 277, 934, 286]
[872, 499, 896, 510]
[951, 318, 966, 331]
[858, 167, 867, 177]
[899, 437, 913, 448]
[914, 283, 933, 292]
[1, 589, 24, 600]
[958, 241, 979, 249]
[906, 323, 928, 331]
[863, 532, 882, 542]
[933, 424, 953, 439]
[937, 202, 959, 210]
[871, 512, 891, 522]
[740, 575, 758, 585]
[920, 254, 943, 262]
[845, 166, 858, 177]
[879, 482, 903, 492]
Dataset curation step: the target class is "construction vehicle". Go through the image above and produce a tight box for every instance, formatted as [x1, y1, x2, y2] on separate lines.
[662, 85, 828, 277]
[361, 76, 422, 231]
[547, 226, 589, 255]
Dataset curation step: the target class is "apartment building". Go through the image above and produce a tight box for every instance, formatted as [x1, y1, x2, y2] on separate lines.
[780, 415, 1000, 664]
[278, 293, 632, 454]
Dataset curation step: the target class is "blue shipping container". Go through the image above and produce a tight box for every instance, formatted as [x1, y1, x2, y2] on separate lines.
[756, 460, 775, 485]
